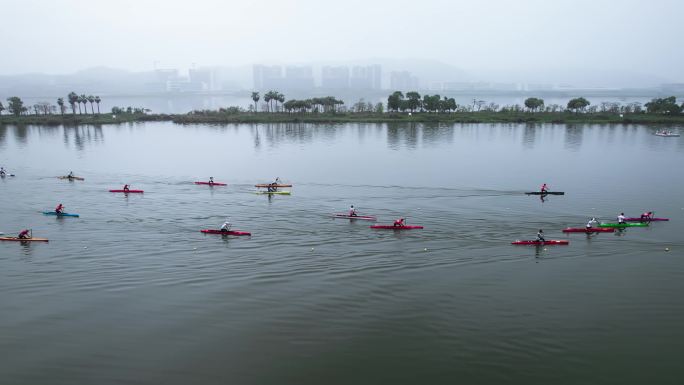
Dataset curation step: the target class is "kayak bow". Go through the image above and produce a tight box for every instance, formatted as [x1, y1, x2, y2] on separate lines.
[255, 183, 292, 188]
[598, 223, 649, 228]
[43, 211, 80, 217]
[201, 229, 251, 236]
[255, 191, 291, 195]
[0, 237, 49, 242]
[370, 225, 423, 230]
[512, 240, 569, 245]
[109, 189, 144, 193]
[562, 227, 614, 233]
[332, 214, 377, 221]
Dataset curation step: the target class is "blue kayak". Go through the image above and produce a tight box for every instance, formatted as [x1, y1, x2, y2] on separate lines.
[43, 211, 80, 217]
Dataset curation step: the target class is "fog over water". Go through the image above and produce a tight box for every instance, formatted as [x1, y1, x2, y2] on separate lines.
[1, 0, 683, 87]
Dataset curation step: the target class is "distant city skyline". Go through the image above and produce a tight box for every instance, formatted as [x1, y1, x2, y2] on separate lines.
[2, 0, 683, 84]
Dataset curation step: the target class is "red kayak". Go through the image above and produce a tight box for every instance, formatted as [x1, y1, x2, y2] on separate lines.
[195, 182, 227, 186]
[512, 240, 569, 245]
[109, 189, 144, 193]
[200, 229, 251, 236]
[562, 227, 614, 233]
[333, 214, 377, 221]
[370, 225, 423, 230]
[625, 217, 669, 222]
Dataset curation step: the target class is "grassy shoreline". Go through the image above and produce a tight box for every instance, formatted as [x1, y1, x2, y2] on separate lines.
[2, 112, 684, 126]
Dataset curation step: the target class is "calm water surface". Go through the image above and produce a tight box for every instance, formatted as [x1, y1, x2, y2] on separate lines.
[1, 122, 683, 384]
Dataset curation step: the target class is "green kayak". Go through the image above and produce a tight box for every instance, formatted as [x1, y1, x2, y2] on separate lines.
[598, 222, 648, 228]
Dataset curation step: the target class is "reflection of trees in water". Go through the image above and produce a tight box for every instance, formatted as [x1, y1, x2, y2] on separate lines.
[251, 124, 261, 150]
[12, 125, 29, 146]
[254, 122, 341, 148]
[522, 124, 537, 148]
[61, 124, 105, 151]
[0, 126, 7, 147]
[421, 122, 454, 147]
[386, 122, 420, 150]
[563, 124, 584, 151]
[0, 124, 106, 150]
[244, 122, 460, 150]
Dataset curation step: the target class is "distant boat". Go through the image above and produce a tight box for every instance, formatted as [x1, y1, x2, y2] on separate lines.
[654, 130, 680, 137]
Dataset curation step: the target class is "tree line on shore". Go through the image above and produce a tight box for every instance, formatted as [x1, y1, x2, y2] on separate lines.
[2, 90, 683, 118]
[189, 90, 683, 117]
[0, 93, 150, 117]
[0, 93, 102, 116]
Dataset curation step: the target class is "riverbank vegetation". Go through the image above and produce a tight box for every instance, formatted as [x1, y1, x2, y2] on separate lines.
[2, 92, 684, 126]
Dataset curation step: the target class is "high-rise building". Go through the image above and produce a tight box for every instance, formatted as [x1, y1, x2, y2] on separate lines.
[350, 65, 382, 90]
[253, 65, 283, 90]
[390, 71, 420, 90]
[283, 66, 314, 90]
[189, 68, 217, 91]
[321, 66, 350, 89]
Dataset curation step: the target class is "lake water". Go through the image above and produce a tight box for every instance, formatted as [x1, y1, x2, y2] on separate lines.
[1, 122, 683, 385]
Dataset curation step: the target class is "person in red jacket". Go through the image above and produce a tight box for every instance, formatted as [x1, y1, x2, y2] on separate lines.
[18, 229, 31, 239]
[55, 203, 64, 214]
[393, 218, 406, 227]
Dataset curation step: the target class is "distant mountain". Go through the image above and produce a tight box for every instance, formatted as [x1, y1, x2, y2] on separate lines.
[0, 67, 158, 97]
[465, 68, 671, 89]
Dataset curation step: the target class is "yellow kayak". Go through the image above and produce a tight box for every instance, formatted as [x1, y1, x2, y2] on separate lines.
[255, 191, 291, 195]
[0, 237, 49, 242]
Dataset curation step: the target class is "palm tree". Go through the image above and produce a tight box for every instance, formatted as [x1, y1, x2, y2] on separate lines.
[80, 94, 88, 114]
[87, 95, 95, 114]
[276, 92, 285, 112]
[94, 96, 101, 114]
[57, 98, 65, 116]
[68, 92, 79, 115]
[251, 92, 260, 113]
[264, 91, 273, 113]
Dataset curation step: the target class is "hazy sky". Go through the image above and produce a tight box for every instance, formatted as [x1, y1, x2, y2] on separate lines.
[2, 0, 683, 80]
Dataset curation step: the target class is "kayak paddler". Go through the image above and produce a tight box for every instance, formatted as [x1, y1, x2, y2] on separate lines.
[349, 205, 357, 217]
[123, 184, 130, 192]
[617, 213, 626, 224]
[55, 203, 64, 214]
[18, 229, 31, 239]
[220, 218, 232, 232]
[640, 211, 653, 221]
[540, 183, 548, 194]
[586, 218, 598, 229]
[0, 167, 6, 177]
[67, 171, 74, 179]
[536, 229, 545, 242]
[267, 182, 278, 192]
[393, 218, 406, 227]
[209, 177, 215, 185]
